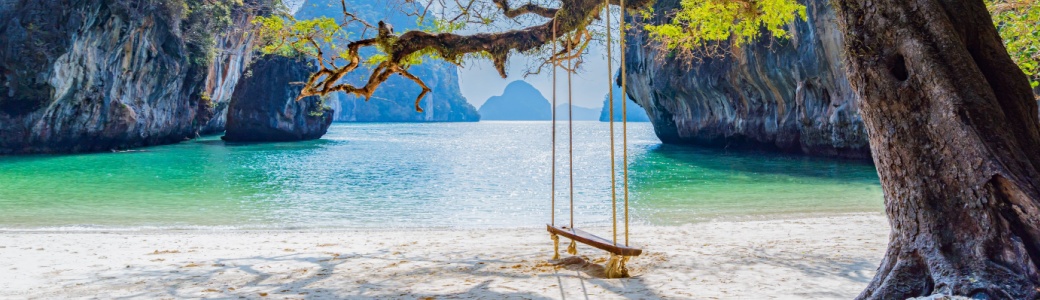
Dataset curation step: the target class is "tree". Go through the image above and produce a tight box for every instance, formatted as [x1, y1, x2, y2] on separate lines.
[257, 0, 1040, 298]
[652, 0, 1040, 297]
[832, 0, 1040, 298]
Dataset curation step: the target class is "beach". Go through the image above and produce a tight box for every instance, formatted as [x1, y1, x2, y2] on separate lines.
[0, 214, 888, 299]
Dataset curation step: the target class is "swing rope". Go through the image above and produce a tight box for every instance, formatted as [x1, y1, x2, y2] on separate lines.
[550, 18, 560, 261]
[621, 0, 630, 248]
[608, 0, 617, 248]
[604, 0, 632, 278]
[566, 29, 578, 257]
[547, 2, 635, 279]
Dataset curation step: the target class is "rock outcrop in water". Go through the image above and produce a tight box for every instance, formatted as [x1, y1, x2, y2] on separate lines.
[624, 0, 869, 159]
[0, 0, 268, 154]
[600, 82, 651, 122]
[478, 81, 552, 121]
[222, 55, 333, 142]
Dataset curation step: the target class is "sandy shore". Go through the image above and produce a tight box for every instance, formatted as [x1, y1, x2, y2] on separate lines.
[0, 214, 888, 299]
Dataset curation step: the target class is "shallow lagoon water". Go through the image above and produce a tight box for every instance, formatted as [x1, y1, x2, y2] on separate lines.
[0, 122, 883, 230]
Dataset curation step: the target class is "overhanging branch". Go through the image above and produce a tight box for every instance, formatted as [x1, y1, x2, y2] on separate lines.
[295, 0, 655, 112]
[493, 0, 559, 18]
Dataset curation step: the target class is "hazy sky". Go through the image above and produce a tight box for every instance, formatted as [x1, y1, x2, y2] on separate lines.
[458, 44, 620, 109]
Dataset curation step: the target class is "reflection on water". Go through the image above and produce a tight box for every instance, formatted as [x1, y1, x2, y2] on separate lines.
[0, 122, 882, 230]
[630, 144, 883, 224]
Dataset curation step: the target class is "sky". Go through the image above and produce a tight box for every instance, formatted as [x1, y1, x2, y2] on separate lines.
[458, 44, 621, 109]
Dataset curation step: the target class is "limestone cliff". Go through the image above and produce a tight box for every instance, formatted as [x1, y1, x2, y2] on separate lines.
[199, 11, 259, 134]
[600, 80, 651, 122]
[0, 0, 267, 154]
[624, 0, 870, 159]
[222, 55, 332, 142]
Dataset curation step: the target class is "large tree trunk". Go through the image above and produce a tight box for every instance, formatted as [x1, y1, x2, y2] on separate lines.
[833, 0, 1040, 298]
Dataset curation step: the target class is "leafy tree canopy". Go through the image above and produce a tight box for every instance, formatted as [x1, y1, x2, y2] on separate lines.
[643, 0, 806, 51]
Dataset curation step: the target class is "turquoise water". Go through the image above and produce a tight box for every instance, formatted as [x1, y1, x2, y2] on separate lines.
[0, 122, 883, 230]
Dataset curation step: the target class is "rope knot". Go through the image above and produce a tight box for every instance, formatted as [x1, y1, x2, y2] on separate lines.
[550, 234, 561, 261]
[605, 254, 631, 279]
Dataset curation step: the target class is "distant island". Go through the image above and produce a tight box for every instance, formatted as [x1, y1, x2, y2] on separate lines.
[478, 81, 552, 120]
[479, 80, 610, 121]
[600, 84, 651, 122]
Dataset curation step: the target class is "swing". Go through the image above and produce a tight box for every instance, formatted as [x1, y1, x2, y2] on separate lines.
[546, 0, 641, 279]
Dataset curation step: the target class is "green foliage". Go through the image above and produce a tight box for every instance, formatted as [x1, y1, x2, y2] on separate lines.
[361, 49, 434, 68]
[309, 96, 333, 117]
[255, 15, 347, 58]
[200, 91, 216, 108]
[645, 0, 807, 50]
[637, 7, 656, 20]
[254, 8, 439, 69]
[988, 0, 1040, 89]
[646, 0, 1038, 90]
[178, 0, 242, 67]
[422, 18, 467, 34]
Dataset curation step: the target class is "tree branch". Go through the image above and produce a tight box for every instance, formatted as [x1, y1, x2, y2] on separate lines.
[291, 0, 656, 112]
[493, 0, 559, 19]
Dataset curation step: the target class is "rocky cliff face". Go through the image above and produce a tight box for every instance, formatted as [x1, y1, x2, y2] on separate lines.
[600, 80, 651, 122]
[0, 0, 264, 154]
[625, 0, 870, 159]
[222, 55, 333, 142]
[199, 11, 259, 134]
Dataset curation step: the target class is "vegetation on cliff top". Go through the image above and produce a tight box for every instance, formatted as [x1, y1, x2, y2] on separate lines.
[643, 0, 806, 57]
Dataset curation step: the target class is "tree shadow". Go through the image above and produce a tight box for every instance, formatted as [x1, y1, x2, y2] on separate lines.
[668, 244, 879, 299]
[69, 247, 664, 299]
[537, 255, 666, 300]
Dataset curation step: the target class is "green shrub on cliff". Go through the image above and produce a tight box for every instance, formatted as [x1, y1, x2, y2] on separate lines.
[643, 0, 807, 57]
[644, 0, 1038, 90]
[180, 0, 239, 67]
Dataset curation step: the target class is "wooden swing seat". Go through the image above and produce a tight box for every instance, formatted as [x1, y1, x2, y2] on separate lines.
[547, 224, 642, 256]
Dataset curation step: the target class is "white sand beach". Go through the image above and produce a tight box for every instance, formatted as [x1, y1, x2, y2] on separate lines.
[0, 214, 889, 299]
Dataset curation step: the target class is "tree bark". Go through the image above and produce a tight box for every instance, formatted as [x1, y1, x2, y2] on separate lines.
[833, 0, 1040, 298]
